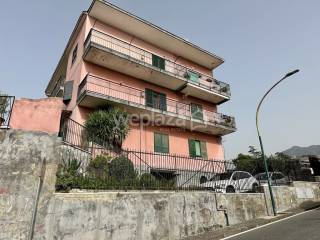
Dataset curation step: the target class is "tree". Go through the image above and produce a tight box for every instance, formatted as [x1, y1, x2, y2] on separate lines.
[233, 146, 264, 174]
[84, 106, 129, 151]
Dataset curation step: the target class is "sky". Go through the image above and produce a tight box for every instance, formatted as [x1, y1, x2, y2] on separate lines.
[1, 1, 319, 158]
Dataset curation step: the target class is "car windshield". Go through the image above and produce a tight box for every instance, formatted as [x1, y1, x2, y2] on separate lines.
[213, 172, 233, 180]
[256, 173, 271, 180]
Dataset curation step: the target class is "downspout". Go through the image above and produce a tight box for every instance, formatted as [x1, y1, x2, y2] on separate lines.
[214, 192, 229, 226]
[28, 158, 46, 240]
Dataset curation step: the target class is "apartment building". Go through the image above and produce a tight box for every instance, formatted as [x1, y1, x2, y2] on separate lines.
[45, 0, 236, 163]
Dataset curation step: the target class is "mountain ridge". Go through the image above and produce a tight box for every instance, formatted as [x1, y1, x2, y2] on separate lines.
[282, 145, 320, 157]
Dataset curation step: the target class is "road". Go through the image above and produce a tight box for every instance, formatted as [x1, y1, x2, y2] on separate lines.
[224, 207, 320, 240]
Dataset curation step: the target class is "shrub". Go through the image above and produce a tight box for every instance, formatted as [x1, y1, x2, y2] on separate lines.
[109, 156, 136, 181]
[139, 173, 158, 189]
[55, 158, 82, 192]
[87, 155, 111, 179]
[84, 106, 129, 150]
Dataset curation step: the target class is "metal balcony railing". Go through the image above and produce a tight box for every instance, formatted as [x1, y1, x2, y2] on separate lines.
[84, 29, 231, 98]
[78, 75, 236, 129]
[0, 95, 15, 129]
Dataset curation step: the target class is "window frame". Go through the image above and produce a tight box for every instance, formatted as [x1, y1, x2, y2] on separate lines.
[188, 139, 207, 158]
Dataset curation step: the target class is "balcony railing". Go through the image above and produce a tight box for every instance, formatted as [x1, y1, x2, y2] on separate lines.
[84, 29, 231, 98]
[78, 75, 236, 130]
[0, 95, 15, 129]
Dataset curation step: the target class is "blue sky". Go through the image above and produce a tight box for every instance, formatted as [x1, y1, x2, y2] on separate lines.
[1, 1, 319, 158]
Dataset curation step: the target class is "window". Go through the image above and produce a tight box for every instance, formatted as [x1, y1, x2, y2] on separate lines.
[191, 103, 203, 120]
[152, 54, 165, 70]
[272, 173, 285, 180]
[238, 172, 251, 179]
[188, 139, 207, 158]
[145, 89, 167, 111]
[154, 133, 169, 153]
[71, 44, 78, 65]
[186, 70, 200, 83]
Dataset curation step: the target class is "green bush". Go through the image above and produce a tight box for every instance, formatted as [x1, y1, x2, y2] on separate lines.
[139, 173, 157, 189]
[109, 156, 136, 181]
[84, 107, 129, 149]
[87, 155, 111, 179]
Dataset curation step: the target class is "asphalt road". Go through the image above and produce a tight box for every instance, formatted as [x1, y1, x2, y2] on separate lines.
[224, 207, 320, 240]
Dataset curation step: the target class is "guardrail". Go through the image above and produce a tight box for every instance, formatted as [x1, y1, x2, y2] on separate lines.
[84, 29, 231, 97]
[78, 74, 236, 129]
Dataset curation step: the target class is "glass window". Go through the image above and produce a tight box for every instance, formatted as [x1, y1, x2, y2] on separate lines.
[188, 139, 207, 158]
[195, 141, 201, 156]
[187, 71, 200, 83]
[152, 54, 165, 70]
[273, 173, 285, 180]
[154, 133, 169, 153]
[239, 172, 251, 179]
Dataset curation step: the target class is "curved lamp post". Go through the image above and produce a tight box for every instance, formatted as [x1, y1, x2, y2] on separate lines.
[256, 69, 299, 216]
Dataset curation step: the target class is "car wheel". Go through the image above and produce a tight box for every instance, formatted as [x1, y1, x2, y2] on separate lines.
[226, 186, 235, 193]
[252, 183, 259, 193]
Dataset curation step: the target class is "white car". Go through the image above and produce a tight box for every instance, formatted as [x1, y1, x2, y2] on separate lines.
[201, 171, 259, 193]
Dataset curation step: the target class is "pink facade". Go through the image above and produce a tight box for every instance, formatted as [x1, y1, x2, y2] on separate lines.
[45, 4, 235, 161]
[10, 98, 64, 134]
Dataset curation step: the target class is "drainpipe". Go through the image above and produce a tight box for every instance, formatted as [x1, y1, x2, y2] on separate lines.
[214, 192, 229, 226]
[28, 158, 46, 240]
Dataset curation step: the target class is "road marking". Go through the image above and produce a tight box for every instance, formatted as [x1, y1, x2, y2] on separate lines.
[222, 207, 320, 239]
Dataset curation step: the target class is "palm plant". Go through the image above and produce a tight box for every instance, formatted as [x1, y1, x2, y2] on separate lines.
[84, 106, 129, 151]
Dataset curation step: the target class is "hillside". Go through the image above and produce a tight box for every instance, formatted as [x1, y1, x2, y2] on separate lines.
[282, 145, 320, 157]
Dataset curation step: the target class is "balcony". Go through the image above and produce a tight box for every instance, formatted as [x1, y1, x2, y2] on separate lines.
[83, 29, 231, 104]
[77, 75, 236, 136]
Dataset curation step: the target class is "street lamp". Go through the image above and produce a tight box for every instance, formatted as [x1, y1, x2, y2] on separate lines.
[255, 69, 299, 216]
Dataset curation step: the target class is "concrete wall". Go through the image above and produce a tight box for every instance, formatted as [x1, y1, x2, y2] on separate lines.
[263, 181, 320, 214]
[0, 130, 61, 239]
[40, 191, 268, 240]
[9, 98, 64, 134]
[1, 130, 320, 240]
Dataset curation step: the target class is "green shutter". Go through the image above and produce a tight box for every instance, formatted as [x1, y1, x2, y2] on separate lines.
[159, 57, 165, 70]
[162, 134, 169, 153]
[191, 103, 203, 120]
[188, 139, 196, 157]
[200, 141, 208, 159]
[146, 89, 167, 111]
[152, 54, 165, 70]
[154, 133, 162, 153]
[145, 89, 153, 107]
[154, 133, 169, 153]
[159, 93, 167, 111]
